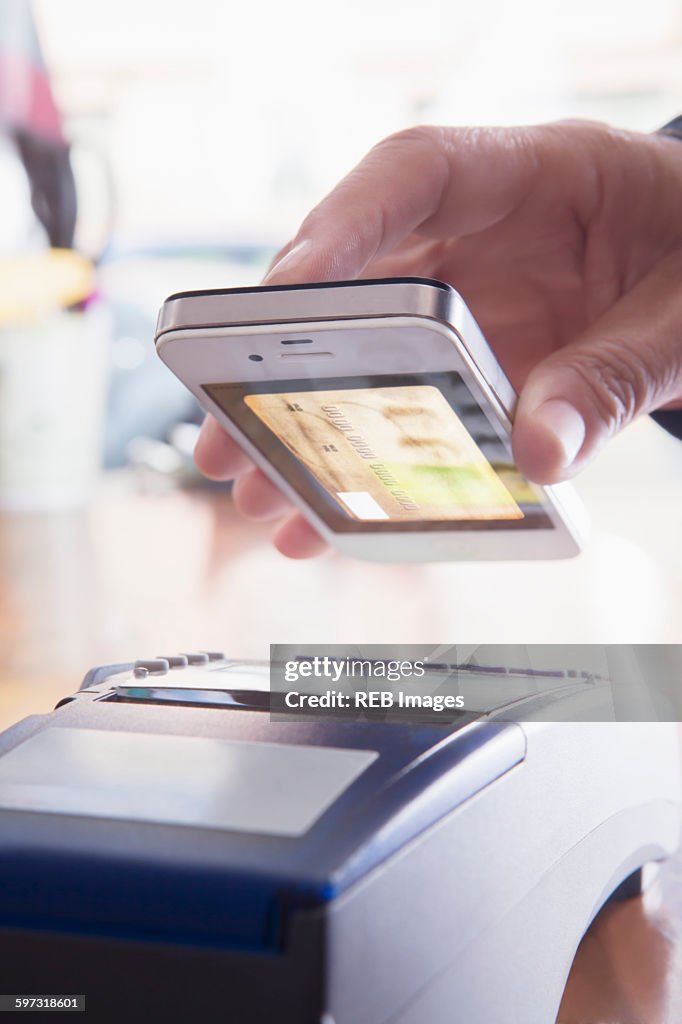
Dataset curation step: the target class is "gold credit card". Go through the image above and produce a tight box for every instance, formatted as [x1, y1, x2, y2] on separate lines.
[245, 385, 523, 522]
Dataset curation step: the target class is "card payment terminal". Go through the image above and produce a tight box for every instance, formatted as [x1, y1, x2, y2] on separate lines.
[0, 655, 678, 1023]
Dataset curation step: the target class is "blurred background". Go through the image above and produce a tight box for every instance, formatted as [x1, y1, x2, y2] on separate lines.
[1, 0, 682, 727]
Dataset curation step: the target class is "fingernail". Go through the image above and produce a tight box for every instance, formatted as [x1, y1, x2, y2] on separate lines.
[533, 399, 586, 468]
[263, 239, 312, 282]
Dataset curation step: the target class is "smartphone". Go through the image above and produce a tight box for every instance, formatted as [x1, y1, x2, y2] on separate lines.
[155, 277, 586, 561]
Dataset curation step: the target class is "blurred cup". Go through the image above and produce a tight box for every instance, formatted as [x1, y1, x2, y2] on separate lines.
[0, 250, 109, 511]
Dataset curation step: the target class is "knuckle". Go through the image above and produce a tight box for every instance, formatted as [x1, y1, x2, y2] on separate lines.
[380, 123, 527, 162]
[567, 340, 658, 430]
[540, 118, 622, 154]
[377, 124, 443, 151]
[370, 125, 455, 177]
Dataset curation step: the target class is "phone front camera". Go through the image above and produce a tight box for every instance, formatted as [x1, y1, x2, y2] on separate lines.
[248, 354, 263, 362]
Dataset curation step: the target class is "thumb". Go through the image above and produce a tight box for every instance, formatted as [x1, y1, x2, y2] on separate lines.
[512, 253, 682, 483]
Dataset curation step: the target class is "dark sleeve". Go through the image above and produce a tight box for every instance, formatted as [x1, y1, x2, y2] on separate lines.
[651, 118, 682, 441]
[659, 114, 682, 140]
[650, 410, 682, 441]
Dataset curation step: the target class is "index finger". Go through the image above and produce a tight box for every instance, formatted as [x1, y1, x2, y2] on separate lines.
[264, 124, 546, 285]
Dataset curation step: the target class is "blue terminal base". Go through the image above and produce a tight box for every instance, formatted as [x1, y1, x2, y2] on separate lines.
[0, 670, 524, 951]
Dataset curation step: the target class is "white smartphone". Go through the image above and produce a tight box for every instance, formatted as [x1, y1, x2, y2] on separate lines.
[155, 277, 586, 562]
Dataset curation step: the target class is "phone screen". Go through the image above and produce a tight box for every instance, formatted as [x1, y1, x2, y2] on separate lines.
[203, 373, 552, 533]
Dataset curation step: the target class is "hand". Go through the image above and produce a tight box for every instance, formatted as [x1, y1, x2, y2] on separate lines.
[195, 120, 682, 558]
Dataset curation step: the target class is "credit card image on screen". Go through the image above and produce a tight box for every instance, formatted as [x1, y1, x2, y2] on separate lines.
[203, 373, 552, 534]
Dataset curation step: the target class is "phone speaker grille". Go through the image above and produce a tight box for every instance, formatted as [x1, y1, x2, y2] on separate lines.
[280, 351, 334, 359]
